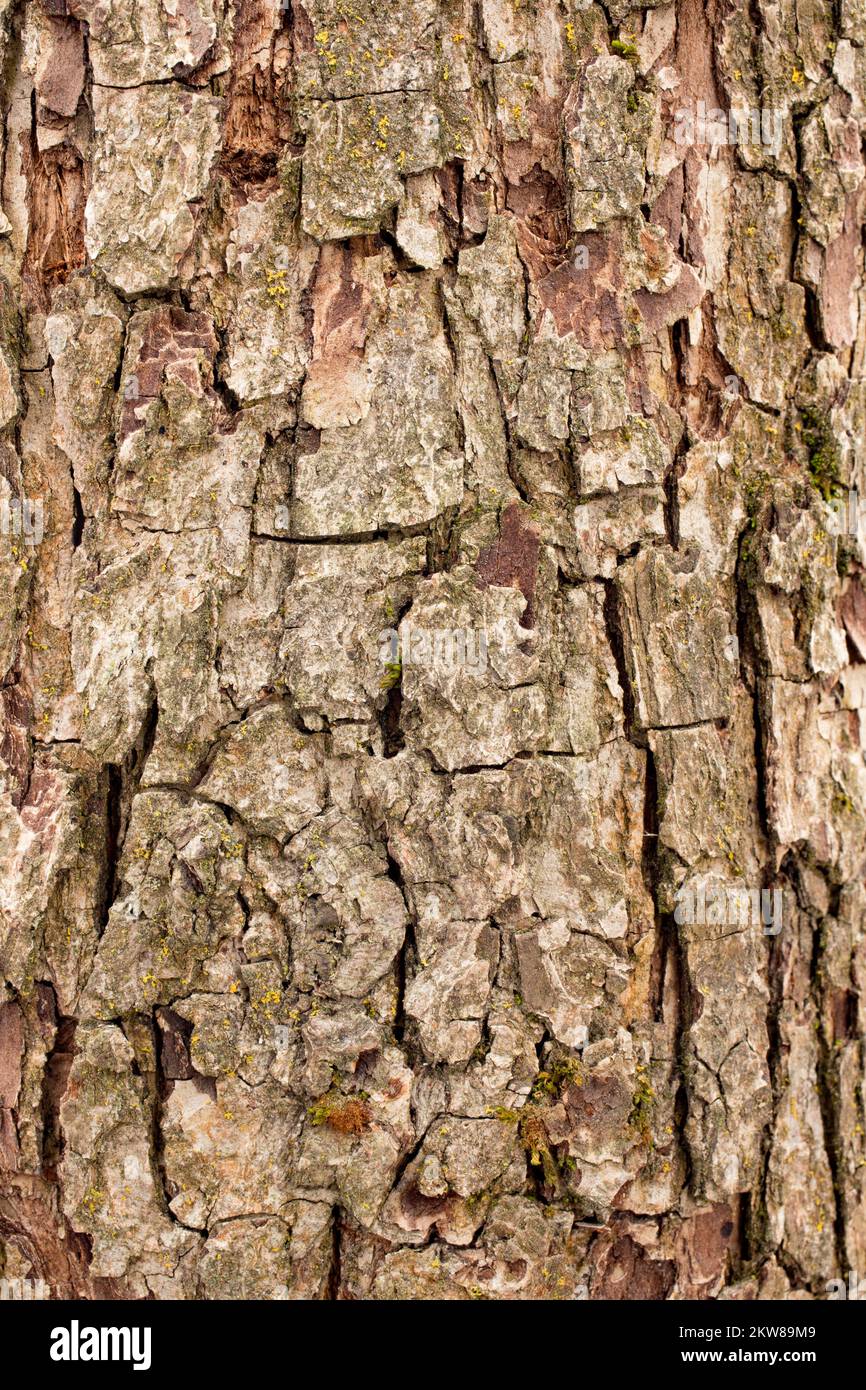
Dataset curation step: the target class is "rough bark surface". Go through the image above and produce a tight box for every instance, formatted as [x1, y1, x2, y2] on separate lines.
[0, 0, 865, 1301]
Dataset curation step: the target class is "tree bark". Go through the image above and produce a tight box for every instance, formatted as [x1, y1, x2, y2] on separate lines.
[1, 0, 865, 1300]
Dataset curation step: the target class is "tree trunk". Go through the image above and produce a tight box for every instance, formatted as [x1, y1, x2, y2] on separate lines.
[1, 0, 864, 1302]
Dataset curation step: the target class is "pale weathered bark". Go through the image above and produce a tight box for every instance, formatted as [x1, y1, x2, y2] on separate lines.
[0, 0, 865, 1301]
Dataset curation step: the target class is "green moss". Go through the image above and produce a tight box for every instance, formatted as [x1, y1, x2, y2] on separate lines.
[487, 1105, 521, 1124]
[519, 1109, 558, 1185]
[530, 1055, 584, 1101]
[611, 38, 638, 59]
[308, 1091, 372, 1134]
[379, 658, 401, 691]
[801, 405, 842, 501]
[628, 1062, 655, 1147]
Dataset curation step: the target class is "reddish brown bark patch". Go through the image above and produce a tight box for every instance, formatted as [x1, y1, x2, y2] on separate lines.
[0, 1002, 23, 1111]
[830, 987, 859, 1044]
[219, 0, 294, 189]
[674, 1202, 738, 1297]
[564, 1072, 623, 1127]
[35, 17, 85, 121]
[475, 503, 541, 628]
[0, 680, 34, 810]
[840, 577, 866, 662]
[22, 145, 87, 308]
[634, 265, 703, 337]
[436, 162, 461, 235]
[121, 306, 220, 443]
[0, 1001, 23, 1171]
[592, 1232, 676, 1300]
[507, 165, 569, 282]
[19, 765, 63, 847]
[535, 229, 626, 348]
[460, 173, 492, 240]
[156, 1007, 196, 1082]
[672, 0, 725, 115]
[394, 1184, 466, 1242]
[0, 1174, 135, 1299]
[41, 1013, 77, 1179]
[822, 190, 866, 348]
[651, 162, 685, 252]
[310, 243, 370, 359]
